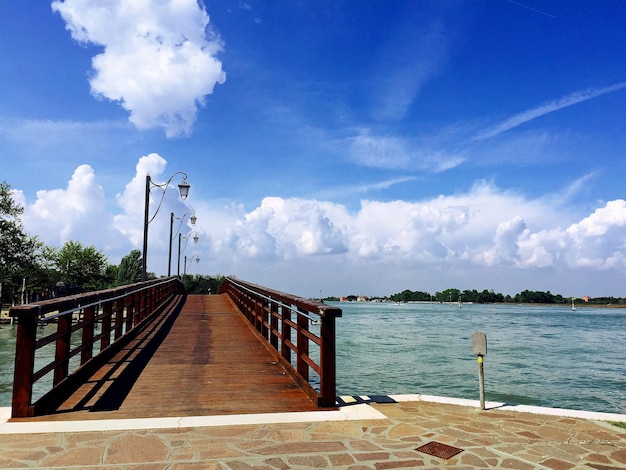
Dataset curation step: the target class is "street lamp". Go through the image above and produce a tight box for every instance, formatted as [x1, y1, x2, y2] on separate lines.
[183, 254, 200, 278]
[142, 172, 190, 282]
[177, 231, 199, 277]
[168, 210, 197, 276]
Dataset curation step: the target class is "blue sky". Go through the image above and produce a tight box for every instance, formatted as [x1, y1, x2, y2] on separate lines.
[1, 1, 625, 298]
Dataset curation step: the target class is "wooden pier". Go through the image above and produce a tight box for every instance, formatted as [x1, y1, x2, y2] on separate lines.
[9, 277, 341, 420]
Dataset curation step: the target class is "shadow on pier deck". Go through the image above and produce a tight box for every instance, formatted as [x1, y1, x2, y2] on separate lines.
[13, 294, 321, 422]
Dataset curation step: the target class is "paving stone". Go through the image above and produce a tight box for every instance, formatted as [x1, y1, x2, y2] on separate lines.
[586, 453, 613, 464]
[499, 458, 537, 469]
[386, 422, 425, 439]
[354, 451, 391, 462]
[540, 457, 577, 470]
[460, 452, 491, 468]
[196, 444, 248, 459]
[349, 439, 384, 451]
[251, 440, 347, 455]
[288, 454, 330, 467]
[39, 446, 103, 467]
[170, 462, 223, 470]
[263, 457, 291, 469]
[611, 447, 626, 463]
[374, 459, 425, 469]
[104, 433, 170, 464]
[329, 452, 356, 466]
[227, 461, 275, 470]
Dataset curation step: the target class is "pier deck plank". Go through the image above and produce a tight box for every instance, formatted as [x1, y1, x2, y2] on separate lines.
[18, 294, 320, 421]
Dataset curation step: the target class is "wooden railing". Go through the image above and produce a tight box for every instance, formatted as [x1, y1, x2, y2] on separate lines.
[9, 277, 185, 418]
[220, 276, 342, 407]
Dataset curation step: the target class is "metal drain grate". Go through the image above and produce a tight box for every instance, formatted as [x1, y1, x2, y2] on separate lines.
[415, 441, 464, 459]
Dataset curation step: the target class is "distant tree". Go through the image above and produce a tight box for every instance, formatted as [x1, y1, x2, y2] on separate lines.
[183, 274, 225, 294]
[0, 181, 41, 304]
[390, 289, 432, 302]
[104, 264, 118, 288]
[55, 240, 109, 291]
[436, 288, 461, 303]
[115, 249, 142, 286]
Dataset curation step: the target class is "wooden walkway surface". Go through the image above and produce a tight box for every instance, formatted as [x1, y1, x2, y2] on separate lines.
[18, 294, 320, 421]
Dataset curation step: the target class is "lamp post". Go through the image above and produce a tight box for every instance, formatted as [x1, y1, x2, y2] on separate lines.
[183, 254, 200, 278]
[168, 210, 197, 276]
[177, 231, 199, 277]
[142, 172, 190, 282]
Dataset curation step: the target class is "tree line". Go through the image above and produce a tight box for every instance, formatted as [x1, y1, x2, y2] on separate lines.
[387, 288, 626, 305]
[0, 180, 222, 305]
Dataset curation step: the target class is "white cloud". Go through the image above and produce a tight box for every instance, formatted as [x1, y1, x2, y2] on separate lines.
[19, 164, 120, 251]
[217, 197, 350, 261]
[52, 0, 226, 137]
[113, 152, 194, 252]
[204, 183, 626, 276]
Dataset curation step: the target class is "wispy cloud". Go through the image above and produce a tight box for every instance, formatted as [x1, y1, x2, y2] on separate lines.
[370, 18, 450, 121]
[474, 82, 626, 141]
[507, 0, 557, 18]
[347, 128, 465, 172]
[315, 176, 419, 200]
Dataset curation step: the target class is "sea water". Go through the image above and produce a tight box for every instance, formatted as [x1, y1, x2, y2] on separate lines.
[334, 302, 625, 414]
[1, 303, 624, 414]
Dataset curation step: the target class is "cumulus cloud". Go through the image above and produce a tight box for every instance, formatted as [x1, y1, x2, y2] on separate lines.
[218, 197, 350, 261]
[18, 164, 119, 250]
[52, 0, 226, 137]
[114, 153, 194, 250]
[204, 183, 626, 275]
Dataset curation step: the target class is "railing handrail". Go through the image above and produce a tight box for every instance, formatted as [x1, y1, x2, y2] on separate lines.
[9, 277, 178, 320]
[224, 277, 342, 319]
[9, 277, 186, 418]
[220, 276, 341, 407]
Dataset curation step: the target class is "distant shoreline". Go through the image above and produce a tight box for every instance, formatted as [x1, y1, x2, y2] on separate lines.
[511, 302, 626, 309]
[336, 300, 626, 309]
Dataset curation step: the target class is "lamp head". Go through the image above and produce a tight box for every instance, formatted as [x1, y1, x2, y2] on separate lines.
[190, 213, 197, 227]
[193, 235, 199, 244]
[178, 180, 190, 200]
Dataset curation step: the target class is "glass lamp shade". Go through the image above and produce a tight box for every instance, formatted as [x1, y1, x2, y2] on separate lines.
[178, 181, 190, 200]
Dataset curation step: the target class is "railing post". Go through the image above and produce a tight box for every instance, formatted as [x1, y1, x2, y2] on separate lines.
[125, 293, 135, 332]
[269, 299, 279, 350]
[319, 314, 337, 407]
[133, 291, 141, 327]
[281, 305, 291, 363]
[296, 307, 309, 381]
[81, 305, 95, 365]
[54, 314, 72, 386]
[260, 298, 269, 338]
[101, 301, 112, 350]
[114, 298, 124, 340]
[11, 311, 38, 418]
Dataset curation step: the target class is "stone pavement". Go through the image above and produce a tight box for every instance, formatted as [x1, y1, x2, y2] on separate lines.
[0, 395, 625, 469]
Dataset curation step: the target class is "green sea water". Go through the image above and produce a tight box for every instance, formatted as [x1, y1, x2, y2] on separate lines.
[334, 302, 626, 414]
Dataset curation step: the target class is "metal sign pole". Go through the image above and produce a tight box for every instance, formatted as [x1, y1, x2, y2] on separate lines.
[477, 354, 485, 410]
[472, 331, 487, 410]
